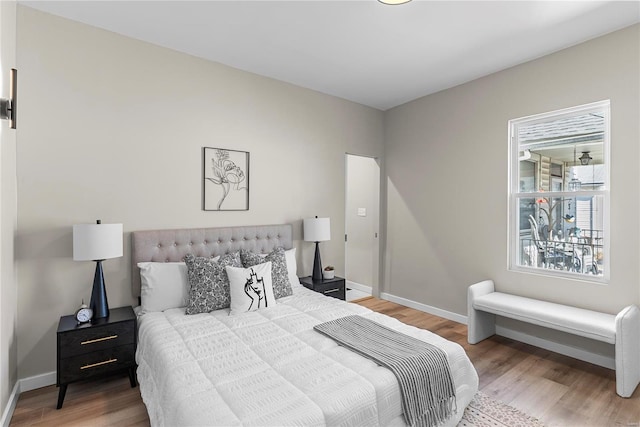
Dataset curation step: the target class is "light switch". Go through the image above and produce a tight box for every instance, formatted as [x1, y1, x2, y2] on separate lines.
[357, 208, 367, 217]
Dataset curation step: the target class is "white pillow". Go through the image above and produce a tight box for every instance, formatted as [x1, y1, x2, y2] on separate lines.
[138, 262, 189, 313]
[285, 248, 300, 286]
[226, 262, 276, 315]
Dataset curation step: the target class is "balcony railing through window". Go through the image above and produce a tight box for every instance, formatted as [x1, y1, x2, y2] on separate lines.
[519, 230, 603, 276]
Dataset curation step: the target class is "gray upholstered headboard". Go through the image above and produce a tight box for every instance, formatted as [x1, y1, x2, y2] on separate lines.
[131, 224, 293, 297]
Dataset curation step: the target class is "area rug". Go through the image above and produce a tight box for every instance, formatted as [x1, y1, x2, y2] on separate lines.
[458, 392, 545, 427]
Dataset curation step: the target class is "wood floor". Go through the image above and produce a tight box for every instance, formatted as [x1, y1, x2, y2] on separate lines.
[10, 297, 640, 426]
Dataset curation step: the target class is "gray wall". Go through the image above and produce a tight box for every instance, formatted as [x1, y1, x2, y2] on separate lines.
[15, 6, 383, 379]
[1, 0, 18, 418]
[384, 25, 639, 317]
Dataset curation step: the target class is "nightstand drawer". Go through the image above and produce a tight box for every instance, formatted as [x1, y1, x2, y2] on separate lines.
[299, 276, 346, 300]
[59, 320, 135, 358]
[315, 282, 344, 296]
[59, 343, 135, 384]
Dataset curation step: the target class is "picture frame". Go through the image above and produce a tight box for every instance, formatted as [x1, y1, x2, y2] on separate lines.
[202, 147, 249, 211]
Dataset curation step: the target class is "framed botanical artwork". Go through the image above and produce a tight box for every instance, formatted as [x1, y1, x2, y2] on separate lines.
[202, 147, 249, 211]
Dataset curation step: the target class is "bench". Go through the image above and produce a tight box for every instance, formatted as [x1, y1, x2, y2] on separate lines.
[467, 279, 640, 397]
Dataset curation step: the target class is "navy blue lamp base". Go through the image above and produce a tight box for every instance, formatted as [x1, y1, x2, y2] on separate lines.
[312, 241, 323, 281]
[90, 260, 110, 319]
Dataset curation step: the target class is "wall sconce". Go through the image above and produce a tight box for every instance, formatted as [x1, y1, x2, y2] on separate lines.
[579, 151, 592, 165]
[0, 68, 17, 129]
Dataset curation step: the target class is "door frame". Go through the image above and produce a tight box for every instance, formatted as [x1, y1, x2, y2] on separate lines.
[344, 153, 381, 297]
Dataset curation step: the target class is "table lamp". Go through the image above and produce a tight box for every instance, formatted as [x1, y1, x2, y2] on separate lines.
[73, 220, 123, 319]
[303, 216, 331, 281]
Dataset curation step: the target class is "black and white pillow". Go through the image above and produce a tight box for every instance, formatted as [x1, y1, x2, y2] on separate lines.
[184, 252, 242, 315]
[226, 262, 276, 315]
[240, 247, 292, 299]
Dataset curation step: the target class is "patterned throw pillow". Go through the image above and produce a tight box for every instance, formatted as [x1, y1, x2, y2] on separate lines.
[184, 252, 242, 314]
[226, 262, 276, 315]
[240, 248, 292, 299]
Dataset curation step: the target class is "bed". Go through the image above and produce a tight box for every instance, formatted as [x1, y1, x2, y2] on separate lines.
[132, 224, 478, 426]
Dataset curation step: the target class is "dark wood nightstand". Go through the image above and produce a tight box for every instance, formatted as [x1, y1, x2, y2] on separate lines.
[299, 276, 346, 300]
[56, 306, 137, 409]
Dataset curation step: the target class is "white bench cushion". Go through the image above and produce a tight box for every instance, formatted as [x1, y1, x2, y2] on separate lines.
[473, 292, 616, 344]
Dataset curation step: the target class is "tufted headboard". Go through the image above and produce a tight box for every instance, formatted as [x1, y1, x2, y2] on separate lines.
[131, 224, 293, 297]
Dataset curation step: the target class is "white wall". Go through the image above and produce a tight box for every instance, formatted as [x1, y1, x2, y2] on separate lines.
[0, 0, 18, 420]
[384, 25, 639, 319]
[15, 6, 383, 379]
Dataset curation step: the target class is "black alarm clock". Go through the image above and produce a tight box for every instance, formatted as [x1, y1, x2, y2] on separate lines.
[75, 300, 93, 324]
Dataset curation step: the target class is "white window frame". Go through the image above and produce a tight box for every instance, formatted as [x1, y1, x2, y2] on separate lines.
[508, 100, 610, 283]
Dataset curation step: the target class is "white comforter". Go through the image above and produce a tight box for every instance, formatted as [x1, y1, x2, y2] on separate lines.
[136, 284, 478, 426]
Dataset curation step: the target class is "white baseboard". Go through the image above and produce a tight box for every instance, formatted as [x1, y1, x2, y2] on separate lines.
[496, 326, 615, 370]
[1, 382, 19, 427]
[20, 371, 56, 393]
[380, 292, 468, 324]
[0, 371, 56, 426]
[345, 280, 372, 294]
[379, 292, 615, 370]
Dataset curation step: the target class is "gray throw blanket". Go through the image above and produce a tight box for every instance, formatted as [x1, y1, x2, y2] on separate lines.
[314, 315, 456, 427]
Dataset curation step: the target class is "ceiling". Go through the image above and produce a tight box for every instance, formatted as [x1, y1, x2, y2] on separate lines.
[20, 1, 640, 111]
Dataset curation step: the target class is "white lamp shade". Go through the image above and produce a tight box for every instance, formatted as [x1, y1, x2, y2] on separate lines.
[303, 217, 331, 242]
[73, 223, 123, 261]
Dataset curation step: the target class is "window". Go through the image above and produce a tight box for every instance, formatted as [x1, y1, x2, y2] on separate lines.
[508, 101, 609, 281]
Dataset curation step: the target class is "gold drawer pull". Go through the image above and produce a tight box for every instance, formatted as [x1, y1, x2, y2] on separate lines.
[324, 288, 340, 293]
[81, 335, 118, 345]
[80, 358, 117, 370]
